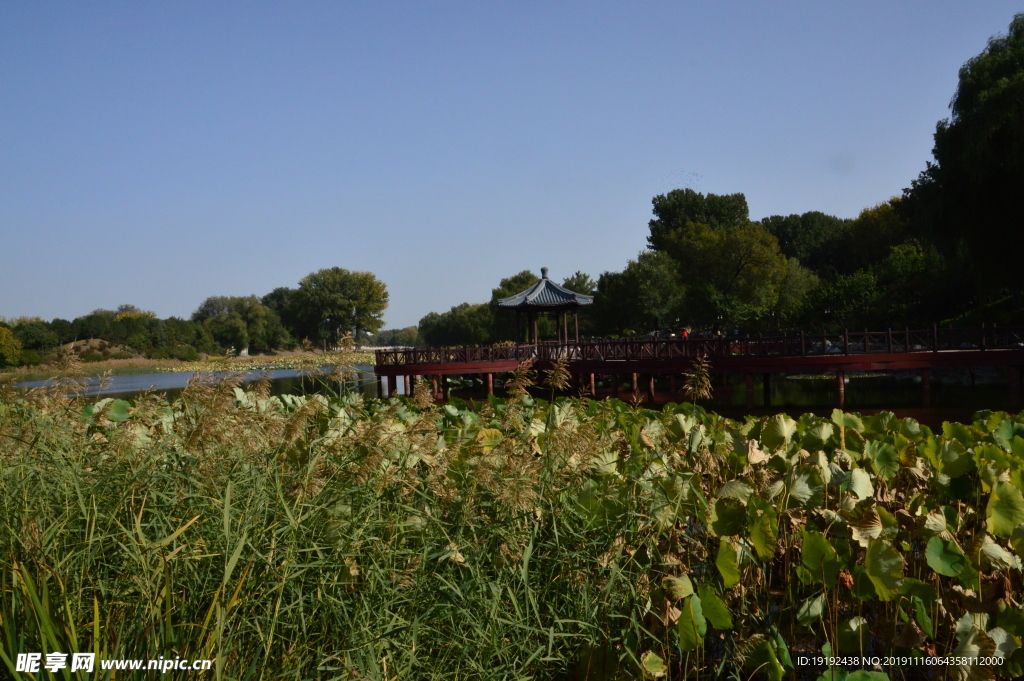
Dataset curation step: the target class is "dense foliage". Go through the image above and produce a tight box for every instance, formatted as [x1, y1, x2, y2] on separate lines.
[3, 378, 1024, 679]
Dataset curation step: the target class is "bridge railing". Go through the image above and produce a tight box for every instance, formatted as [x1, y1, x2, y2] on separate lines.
[375, 326, 1024, 367]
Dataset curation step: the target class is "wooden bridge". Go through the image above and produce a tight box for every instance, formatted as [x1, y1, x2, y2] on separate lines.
[374, 325, 1024, 408]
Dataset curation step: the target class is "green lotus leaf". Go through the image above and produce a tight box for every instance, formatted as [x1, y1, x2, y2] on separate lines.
[663, 575, 694, 600]
[837, 616, 869, 653]
[849, 468, 874, 501]
[987, 481, 1024, 537]
[716, 539, 741, 589]
[865, 441, 899, 481]
[940, 439, 975, 478]
[802, 531, 840, 586]
[748, 495, 778, 560]
[797, 594, 826, 627]
[676, 594, 706, 652]
[698, 583, 732, 630]
[746, 640, 785, 681]
[864, 538, 904, 601]
[851, 565, 877, 600]
[717, 479, 753, 502]
[831, 409, 864, 431]
[639, 650, 667, 679]
[710, 497, 747, 536]
[761, 414, 798, 453]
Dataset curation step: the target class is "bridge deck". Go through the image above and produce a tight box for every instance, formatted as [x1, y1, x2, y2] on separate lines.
[375, 326, 1024, 377]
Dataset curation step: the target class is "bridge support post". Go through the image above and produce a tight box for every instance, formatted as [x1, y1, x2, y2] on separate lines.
[922, 369, 931, 408]
[387, 375, 396, 397]
[763, 373, 771, 407]
[612, 374, 620, 399]
[376, 375, 383, 398]
[836, 371, 845, 408]
[432, 376, 440, 398]
[647, 375, 656, 405]
[486, 373, 494, 395]
[745, 374, 754, 410]
[1010, 367, 1020, 411]
[440, 375, 448, 399]
[404, 375, 412, 396]
[669, 374, 677, 397]
[631, 373, 638, 394]
[587, 373, 595, 396]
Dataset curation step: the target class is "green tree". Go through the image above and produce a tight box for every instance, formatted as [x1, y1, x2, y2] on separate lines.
[761, 211, 850, 275]
[0, 327, 22, 367]
[12, 319, 60, 352]
[904, 13, 1024, 297]
[592, 251, 684, 336]
[418, 303, 492, 346]
[561, 271, 596, 295]
[667, 222, 789, 329]
[647, 189, 749, 251]
[193, 296, 290, 353]
[488, 270, 541, 342]
[294, 268, 389, 347]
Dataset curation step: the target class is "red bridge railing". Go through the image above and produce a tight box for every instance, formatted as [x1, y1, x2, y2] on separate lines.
[375, 325, 1024, 367]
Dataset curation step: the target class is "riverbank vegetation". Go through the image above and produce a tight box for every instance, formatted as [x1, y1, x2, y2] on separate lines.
[410, 14, 1024, 345]
[3, 374, 1024, 679]
[0, 266, 388, 374]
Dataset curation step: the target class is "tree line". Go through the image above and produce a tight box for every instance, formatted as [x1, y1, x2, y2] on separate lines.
[0, 267, 388, 368]
[389, 13, 1024, 346]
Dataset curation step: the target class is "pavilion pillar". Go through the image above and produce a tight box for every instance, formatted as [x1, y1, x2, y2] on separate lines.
[763, 373, 772, 407]
[746, 374, 755, 410]
[486, 373, 494, 395]
[647, 375, 656, 405]
[574, 312, 579, 344]
[387, 375, 396, 397]
[922, 369, 931, 408]
[532, 315, 539, 345]
[836, 371, 846, 408]
[563, 311, 569, 346]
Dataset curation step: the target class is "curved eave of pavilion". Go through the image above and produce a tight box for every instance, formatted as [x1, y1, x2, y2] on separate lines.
[496, 278, 594, 309]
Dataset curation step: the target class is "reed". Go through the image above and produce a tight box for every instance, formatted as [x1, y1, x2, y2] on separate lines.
[2, 376, 1024, 680]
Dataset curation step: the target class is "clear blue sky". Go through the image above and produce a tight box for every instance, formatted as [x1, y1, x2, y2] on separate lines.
[2, 2, 1020, 328]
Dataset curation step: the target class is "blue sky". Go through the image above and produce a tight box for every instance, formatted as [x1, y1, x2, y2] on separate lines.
[2, 2, 1020, 328]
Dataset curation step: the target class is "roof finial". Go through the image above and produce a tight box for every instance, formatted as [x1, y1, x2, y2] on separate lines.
[541, 267, 548, 279]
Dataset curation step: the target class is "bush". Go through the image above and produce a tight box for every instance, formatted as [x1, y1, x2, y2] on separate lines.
[81, 352, 105, 363]
[18, 349, 42, 366]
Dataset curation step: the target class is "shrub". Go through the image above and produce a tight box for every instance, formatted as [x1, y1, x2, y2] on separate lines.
[17, 349, 42, 366]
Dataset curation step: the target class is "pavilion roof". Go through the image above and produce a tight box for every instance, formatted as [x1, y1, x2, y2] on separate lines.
[497, 268, 594, 308]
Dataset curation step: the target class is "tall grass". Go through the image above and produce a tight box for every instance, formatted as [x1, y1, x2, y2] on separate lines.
[2, 375, 1024, 679]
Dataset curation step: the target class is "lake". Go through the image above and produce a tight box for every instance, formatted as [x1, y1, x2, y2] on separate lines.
[14, 364, 1019, 427]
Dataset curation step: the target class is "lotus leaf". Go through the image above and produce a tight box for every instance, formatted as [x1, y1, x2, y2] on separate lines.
[676, 594, 706, 651]
[865, 539, 904, 601]
[697, 583, 732, 630]
[986, 480, 1024, 537]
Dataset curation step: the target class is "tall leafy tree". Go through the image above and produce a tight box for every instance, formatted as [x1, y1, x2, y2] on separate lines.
[592, 251, 684, 336]
[488, 270, 541, 341]
[294, 268, 389, 346]
[904, 13, 1024, 297]
[647, 189, 749, 251]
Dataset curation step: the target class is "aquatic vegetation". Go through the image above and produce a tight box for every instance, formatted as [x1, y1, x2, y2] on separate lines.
[2, 377, 1024, 679]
